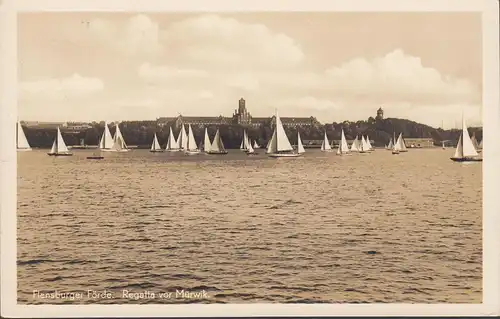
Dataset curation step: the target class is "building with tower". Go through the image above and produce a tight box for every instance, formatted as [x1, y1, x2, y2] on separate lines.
[376, 107, 384, 120]
[157, 98, 321, 128]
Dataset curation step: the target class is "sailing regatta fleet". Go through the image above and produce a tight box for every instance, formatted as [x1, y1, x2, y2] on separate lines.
[16, 111, 483, 162]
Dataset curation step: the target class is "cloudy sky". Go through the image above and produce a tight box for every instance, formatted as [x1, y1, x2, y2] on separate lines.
[18, 12, 482, 128]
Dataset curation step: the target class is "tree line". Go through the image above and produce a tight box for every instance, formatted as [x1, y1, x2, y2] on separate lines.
[22, 117, 483, 149]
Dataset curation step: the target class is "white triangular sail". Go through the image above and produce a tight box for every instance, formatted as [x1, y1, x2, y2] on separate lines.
[453, 134, 463, 158]
[186, 124, 198, 151]
[16, 121, 31, 150]
[471, 135, 479, 151]
[366, 135, 373, 150]
[297, 131, 305, 154]
[478, 139, 483, 149]
[387, 138, 393, 149]
[267, 111, 294, 154]
[360, 136, 370, 152]
[112, 124, 128, 150]
[240, 130, 250, 150]
[151, 133, 161, 151]
[177, 125, 188, 150]
[56, 127, 69, 153]
[247, 139, 255, 154]
[394, 133, 407, 151]
[49, 127, 70, 154]
[49, 140, 57, 154]
[203, 127, 212, 152]
[350, 136, 360, 152]
[337, 129, 350, 154]
[393, 134, 401, 151]
[321, 132, 332, 151]
[246, 134, 251, 150]
[265, 139, 272, 154]
[210, 128, 226, 152]
[165, 127, 179, 150]
[99, 122, 114, 149]
[455, 117, 479, 158]
[253, 140, 260, 149]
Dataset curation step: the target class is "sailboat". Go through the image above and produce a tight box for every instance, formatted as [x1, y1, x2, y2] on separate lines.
[47, 127, 72, 156]
[165, 127, 180, 152]
[108, 123, 129, 152]
[16, 121, 32, 151]
[391, 133, 400, 155]
[240, 130, 251, 152]
[267, 110, 302, 158]
[336, 129, 351, 156]
[265, 139, 271, 154]
[297, 131, 306, 155]
[394, 133, 408, 153]
[470, 134, 481, 153]
[150, 133, 163, 152]
[359, 136, 370, 154]
[203, 127, 212, 153]
[350, 135, 361, 152]
[478, 139, 483, 152]
[184, 124, 200, 155]
[177, 125, 188, 151]
[366, 135, 374, 151]
[386, 138, 393, 151]
[246, 138, 258, 155]
[253, 140, 260, 149]
[450, 116, 482, 162]
[320, 132, 334, 152]
[208, 128, 228, 155]
[442, 141, 446, 150]
[99, 122, 114, 151]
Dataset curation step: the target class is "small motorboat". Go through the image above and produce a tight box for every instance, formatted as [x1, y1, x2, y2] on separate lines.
[87, 152, 104, 160]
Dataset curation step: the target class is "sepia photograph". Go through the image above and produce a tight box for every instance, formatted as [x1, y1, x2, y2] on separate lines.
[1, 0, 499, 317]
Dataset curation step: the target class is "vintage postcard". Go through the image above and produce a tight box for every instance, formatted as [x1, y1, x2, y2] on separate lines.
[1, 0, 499, 317]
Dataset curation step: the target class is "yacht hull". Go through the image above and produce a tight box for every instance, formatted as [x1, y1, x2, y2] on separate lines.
[185, 150, 201, 155]
[101, 149, 129, 152]
[450, 157, 482, 162]
[207, 151, 228, 155]
[268, 153, 302, 158]
[48, 153, 73, 156]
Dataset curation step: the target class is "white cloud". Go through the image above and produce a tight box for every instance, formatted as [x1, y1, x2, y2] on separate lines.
[227, 73, 260, 91]
[20, 74, 104, 100]
[68, 14, 163, 58]
[277, 97, 339, 112]
[162, 14, 305, 70]
[35, 14, 481, 128]
[137, 63, 209, 83]
[323, 49, 480, 105]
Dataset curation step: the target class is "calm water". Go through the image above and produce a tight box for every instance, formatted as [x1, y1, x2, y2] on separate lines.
[17, 148, 482, 304]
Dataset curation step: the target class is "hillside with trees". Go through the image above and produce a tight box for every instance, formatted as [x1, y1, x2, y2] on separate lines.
[22, 117, 482, 149]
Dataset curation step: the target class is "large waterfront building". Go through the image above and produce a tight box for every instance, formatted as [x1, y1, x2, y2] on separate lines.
[157, 98, 321, 129]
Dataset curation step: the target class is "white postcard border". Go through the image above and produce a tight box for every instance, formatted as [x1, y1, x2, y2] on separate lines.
[1, 0, 499, 317]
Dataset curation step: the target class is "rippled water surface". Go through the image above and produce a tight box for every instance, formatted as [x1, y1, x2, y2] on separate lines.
[17, 148, 482, 304]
